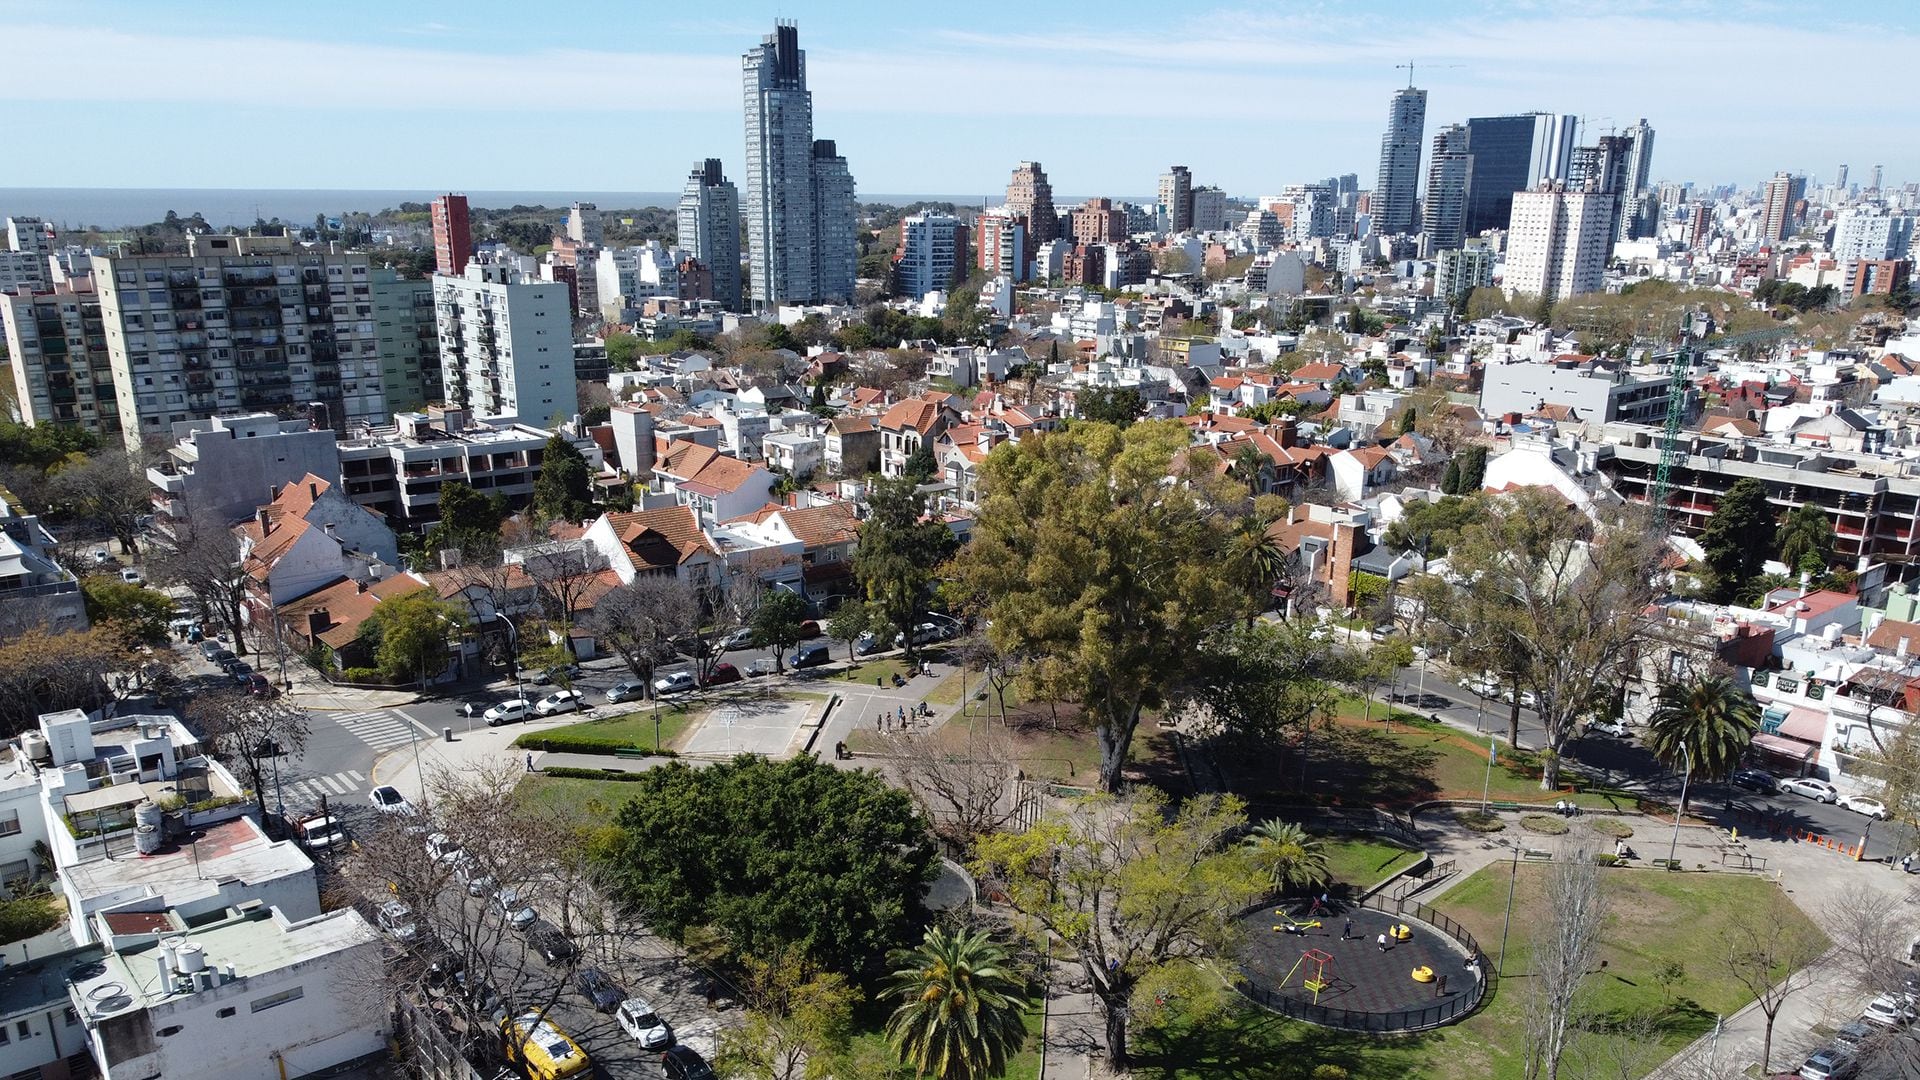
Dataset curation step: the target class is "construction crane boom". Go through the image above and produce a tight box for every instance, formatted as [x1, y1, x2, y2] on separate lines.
[1649, 324, 1795, 533]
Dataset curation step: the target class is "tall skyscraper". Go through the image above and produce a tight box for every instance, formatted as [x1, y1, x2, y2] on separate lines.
[1190, 187, 1228, 232]
[1688, 203, 1713, 250]
[809, 140, 857, 302]
[434, 258, 575, 424]
[1005, 162, 1058, 245]
[1459, 114, 1577, 236]
[974, 211, 1028, 282]
[1505, 184, 1613, 301]
[566, 203, 603, 247]
[1373, 86, 1427, 235]
[677, 159, 743, 311]
[1158, 166, 1193, 233]
[1615, 119, 1657, 241]
[742, 22, 855, 309]
[1421, 124, 1473, 251]
[1870, 165, 1885, 192]
[1836, 164, 1850, 191]
[1761, 172, 1806, 243]
[430, 194, 472, 278]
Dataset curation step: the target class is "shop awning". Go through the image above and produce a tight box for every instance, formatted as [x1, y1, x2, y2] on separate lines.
[1779, 707, 1829, 743]
[1751, 732, 1818, 762]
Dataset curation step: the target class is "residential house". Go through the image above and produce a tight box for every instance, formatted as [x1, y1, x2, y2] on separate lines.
[726, 501, 862, 609]
[0, 500, 86, 634]
[582, 506, 721, 594]
[275, 572, 440, 673]
[824, 416, 880, 476]
[762, 429, 825, 479]
[236, 475, 401, 608]
[649, 441, 775, 525]
[877, 394, 960, 478]
[1329, 446, 1398, 501]
[1264, 503, 1371, 611]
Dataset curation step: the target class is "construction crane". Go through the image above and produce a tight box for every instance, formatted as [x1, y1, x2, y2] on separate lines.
[1650, 323, 1797, 533]
[1394, 61, 1463, 86]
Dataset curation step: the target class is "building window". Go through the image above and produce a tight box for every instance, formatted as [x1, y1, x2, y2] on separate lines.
[0, 811, 19, 837]
[155, 1025, 182, 1038]
[250, 987, 303, 1013]
[13, 1021, 26, 1039]
[216, 1007, 235, 1019]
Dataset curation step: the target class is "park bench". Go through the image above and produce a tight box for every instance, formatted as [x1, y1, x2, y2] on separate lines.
[1522, 848, 1554, 861]
[613, 748, 650, 759]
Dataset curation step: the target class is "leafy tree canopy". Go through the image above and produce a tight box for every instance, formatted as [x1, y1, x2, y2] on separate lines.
[532, 434, 595, 523]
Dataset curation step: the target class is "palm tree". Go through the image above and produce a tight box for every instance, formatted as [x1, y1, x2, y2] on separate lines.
[1643, 672, 1761, 810]
[1243, 820, 1332, 893]
[1227, 518, 1288, 625]
[883, 926, 1034, 1080]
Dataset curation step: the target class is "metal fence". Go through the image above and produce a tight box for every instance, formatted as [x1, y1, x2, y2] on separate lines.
[393, 999, 487, 1080]
[1236, 892, 1493, 1034]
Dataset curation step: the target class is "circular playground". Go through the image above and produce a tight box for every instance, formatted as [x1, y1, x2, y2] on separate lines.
[1234, 898, 1487, 1033]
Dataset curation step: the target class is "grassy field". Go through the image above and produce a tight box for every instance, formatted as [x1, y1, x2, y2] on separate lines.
[1319, 834, 1422, 891]
[1133, 865, 1827, 1080]
[511, 707, 697, 752]
[512, 772, 646, 825]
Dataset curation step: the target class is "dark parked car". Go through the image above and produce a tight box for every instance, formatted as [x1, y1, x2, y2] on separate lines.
[703, 662, 741, 687]
[529, 922, 579, 965]
[575, 966, 624, 1012]
[245, 673, 274, 697]
[661, 1045, 717, 1080]
[789, 643, 830, 669]
[1730, 768, 1778, 794]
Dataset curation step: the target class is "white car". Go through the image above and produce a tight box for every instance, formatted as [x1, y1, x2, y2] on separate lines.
[494, 887, 537, 931]
[534, 690, 586, 716]
[484, 698, 534, 726]
[1586, 719, 1630, 738]
[1840, 794, 1890, 819]
[718, 628, 756, 652]
[425, 833, 463, 865]
[369, 785, 415, 816]
[376, 900, 418, 942]
[653, 671, 696, 695]
[1863, 993, 1917, 1027]
[745, 656, 780, 678]
[616, 997, 674, 1049]
[1780, 777, 1839, 803]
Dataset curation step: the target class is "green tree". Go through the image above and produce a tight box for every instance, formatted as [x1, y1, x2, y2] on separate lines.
[1077, 387, 1145, 429]
[361, 589, 464, 687]
[49, 449, 151, 558]
[604, 331, 642, 371]
[594, 755, 937, 976]
[1383, 495, 1483, 558]
[751, 589, 810, 673]
[1451, 444, 1488, 492]
[1643, 672, 1761, 810]
[422, 481, 508, 558]
[1440, 458, 1463, 495]
[1697, 478, 1774, 602]
[854, 476, 958, 661]
[826, 602, 875, 670]
[532, 434, 595, 523]
[717, 957, 860, 1080]
[1776, 501, 1833, 576]
[80, 577, 174, 646]
[882, 927, 1034, 1080]
[1242, 820, 1331, 893]
[971, 790, 1265, 1067]
[903, 444, 939, 485]
[1186, 621, 1342, 787]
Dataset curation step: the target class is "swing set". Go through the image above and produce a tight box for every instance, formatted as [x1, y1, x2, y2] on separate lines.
[1280, 948, 1336, 1003]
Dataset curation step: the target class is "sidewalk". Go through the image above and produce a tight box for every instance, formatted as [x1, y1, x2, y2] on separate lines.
[282, 671, 420, 712]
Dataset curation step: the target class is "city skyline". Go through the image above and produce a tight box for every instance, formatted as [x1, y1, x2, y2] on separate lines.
[2, 0, 1914, 196]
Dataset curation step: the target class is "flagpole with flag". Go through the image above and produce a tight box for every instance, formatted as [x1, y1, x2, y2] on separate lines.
[1481, 737, 1497, 812]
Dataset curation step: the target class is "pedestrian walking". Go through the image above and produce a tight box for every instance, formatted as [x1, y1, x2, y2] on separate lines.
[897, 705, 905, 727]
[1437, 974, 1448, 997]
[1376, 933, 1389, 953]
[1903, 852, 1912, 874]
[1342, 918, 1352, 940]
[524, 752, 534, 773]
[876, 712, 883, 732]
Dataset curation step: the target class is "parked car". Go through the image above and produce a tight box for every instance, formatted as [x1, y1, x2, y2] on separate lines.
[1730, 768, 1779, 794]
[1799, 1045, 1857, 1080]
[1781, 777, 1839, 803]
[653, 671, 697, 695]
[370, 785, 415, 816]
[703, 662, 741, 687]
[457, 859, 497, 898]
[529, 922, 579, 965]
[745, 657, 780, 678]
[535, 690, 587, 716]
[1832, 1020, 1877, 1054]
[718, 628, 755, 652]
[1864, 993, 1917, 1027]
[1586, 719, 1629, 738]
[533, 664, 582, 686]
[616, 998, 674, 1049]
[606, 681, 647, 704]
[495, 887, 538, 931]
[425, 833, 464, 865]
[205, 647, 235, 666]
[575, 967, 624, 1012]
[789, 643, 830, 669]
[854, 631, 884, 656]
[293, 814, 348, 854]
[1839, 794, 1890, 819]
[661, 1045, 717, 1080]
[484, 699, 535, 726]
[798, 620, 820, 637]
[199, 640, 225, 661]
[119, 567, 143, 584]
[376, 900, 418, 942]
[893, 623, 946, 648]
[245, 673, 274, 697]
[91, 548, 113, 565]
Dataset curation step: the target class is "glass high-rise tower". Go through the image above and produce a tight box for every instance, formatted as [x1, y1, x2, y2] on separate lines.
[742, 22, 856, 310]
[1373, 86, 1427, 235]
[678, 159, 742, 311]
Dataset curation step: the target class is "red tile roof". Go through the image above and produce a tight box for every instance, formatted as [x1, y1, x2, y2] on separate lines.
[603, 505, 713, 573]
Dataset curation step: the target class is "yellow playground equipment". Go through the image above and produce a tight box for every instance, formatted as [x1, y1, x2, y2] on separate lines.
[1281, 948, 1337, 1003]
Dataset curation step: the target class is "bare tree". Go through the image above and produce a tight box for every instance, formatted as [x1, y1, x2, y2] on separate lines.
[1717, 909, 1826, 1075]
[892, 728, 1026, 852]
[519, 543, 607, 633]
[1524, 849, 1609, 1080]
[185, 691, 311, 821]
[149, 503, 253, 656]
[588, 577, 698, 695]
[50, 448, 152, 558]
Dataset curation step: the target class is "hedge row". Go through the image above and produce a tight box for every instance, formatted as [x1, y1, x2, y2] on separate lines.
[512, 730, 678, 758]
[538, 766, 654, 782]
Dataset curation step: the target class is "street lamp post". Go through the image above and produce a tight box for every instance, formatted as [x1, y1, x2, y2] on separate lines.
[1497, 839, 1520, 975]
[499, 614, 525, 705]
[1667, 745, 1693, 870]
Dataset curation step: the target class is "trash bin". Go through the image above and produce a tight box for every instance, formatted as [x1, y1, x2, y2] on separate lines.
[443, 726, 453, 742]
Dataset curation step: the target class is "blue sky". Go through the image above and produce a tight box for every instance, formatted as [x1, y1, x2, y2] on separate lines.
[3, 0, 1913, 197]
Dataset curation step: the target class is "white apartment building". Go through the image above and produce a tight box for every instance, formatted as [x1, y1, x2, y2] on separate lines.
[433, 259, 575, 425]
[894, 213, 965, 299]
[679, 159, 743, 310]
[368, 267, 440, 411]
[1504, 184, 1614, 301]
[92, 235, 395, 449]
[2, 279, 121, 437]
[1435, 245, 1494, 305]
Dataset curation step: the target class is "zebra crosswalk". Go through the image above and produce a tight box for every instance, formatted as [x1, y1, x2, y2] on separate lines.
[330, 708, 423, 751]
[279, 769, 367, 810]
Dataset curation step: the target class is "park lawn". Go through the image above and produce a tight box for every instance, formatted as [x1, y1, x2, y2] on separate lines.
[846, 1007, 1042, 1080]
[1319, 834, 1421, 891]
[1135, 865, 1826, 1080]
[925, 669, 968, 706]
[512, 772, 646, 825]
[511, 707, 697, 753]
[929, 711, 1167, 786]
[1312, 715, 1644, 812]
[840, 656, 913, 685]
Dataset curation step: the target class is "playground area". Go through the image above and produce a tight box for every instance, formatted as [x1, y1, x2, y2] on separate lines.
[1235, 898, 1482, 1033]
